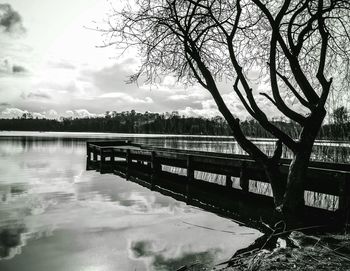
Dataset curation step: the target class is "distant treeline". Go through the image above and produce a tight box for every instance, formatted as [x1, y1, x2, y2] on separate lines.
[0, 110, 349, 140]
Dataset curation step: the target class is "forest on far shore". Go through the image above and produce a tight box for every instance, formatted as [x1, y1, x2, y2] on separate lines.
[0, 107, 349, 140]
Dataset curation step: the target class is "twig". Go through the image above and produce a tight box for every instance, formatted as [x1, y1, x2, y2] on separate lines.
[180, 220, 255, 235]
[318, 243, 350, 262]
[216, 248, 260, 266]
[272, 224, 329, 238]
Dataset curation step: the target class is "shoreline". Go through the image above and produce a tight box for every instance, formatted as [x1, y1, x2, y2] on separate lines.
[1, 130, 350, 146]
[218, 231, 350, 271]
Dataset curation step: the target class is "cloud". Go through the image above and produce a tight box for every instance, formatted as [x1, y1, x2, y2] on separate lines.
[46, 58, 76, 70]
[32, 112, 45, 119]
[34, 79, 82, 94]
[85, 60, 139, 94]
[12, 64, 27, 73]
[0, 107, 102, 119]
[64, 109, 103, 119]
[0, 107, 47, 119]
[74, 109, 95, 118]
[44, 109, 59, 119]
[0, 102, 10, 107]
[99, 92, 153, 104]
[176, 91, 267, 119]
[0, 107, 27, 118]
[0, 4, 26, 34]
[0, 59, 28, 74]
[178, 106, 220, 118]
[167, 94, 190, 101]
[21, 91, 51, 100]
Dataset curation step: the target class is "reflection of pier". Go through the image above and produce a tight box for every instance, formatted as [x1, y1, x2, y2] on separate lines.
[86, 140, 350, 227]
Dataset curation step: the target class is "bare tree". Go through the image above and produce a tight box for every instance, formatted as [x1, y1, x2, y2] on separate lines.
[103, 0, 350, 227]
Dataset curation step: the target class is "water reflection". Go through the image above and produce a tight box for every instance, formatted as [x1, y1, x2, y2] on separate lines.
[0, 183, 27, 203]
[0, 133, 260, 271]
[129, 239, 220, 271]
[1, 132, 348, 270]
[1, 131, 349, 162]
[152, 250, 218, 271]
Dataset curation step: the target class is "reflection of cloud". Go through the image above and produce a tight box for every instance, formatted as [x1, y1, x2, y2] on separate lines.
[130, 240, 164, 258]
[153, 250, 218, 271]
[129, 239, 219, 271]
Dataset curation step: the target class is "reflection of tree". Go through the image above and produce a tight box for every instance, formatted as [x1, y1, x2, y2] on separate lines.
[0, 225, 26, 260]
[333, 106, 348, 124]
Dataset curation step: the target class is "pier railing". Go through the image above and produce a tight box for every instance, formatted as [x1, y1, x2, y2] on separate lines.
[86, 140, 350, 226]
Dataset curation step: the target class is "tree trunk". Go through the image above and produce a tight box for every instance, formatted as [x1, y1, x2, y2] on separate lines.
[282, 149, 312, 228]
[282, 107, 326, 228]
[264, 162, 286, 213]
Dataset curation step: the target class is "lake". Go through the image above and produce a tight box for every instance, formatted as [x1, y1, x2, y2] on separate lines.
[0, 131, 349, 271]
[0, 132, 261, 271]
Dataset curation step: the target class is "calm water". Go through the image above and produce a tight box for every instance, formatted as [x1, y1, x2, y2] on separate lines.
[0, 132, 260, 271]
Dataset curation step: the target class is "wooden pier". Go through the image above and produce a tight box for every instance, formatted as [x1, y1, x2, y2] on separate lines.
[86, 140, 350, 227]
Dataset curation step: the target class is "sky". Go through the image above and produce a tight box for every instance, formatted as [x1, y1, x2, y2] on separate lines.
[0, 0, 281, 120]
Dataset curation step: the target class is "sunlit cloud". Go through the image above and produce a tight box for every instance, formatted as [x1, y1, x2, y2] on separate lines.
[99, 92, 153, 104]
[0, 107, 27, 118]
[65, 109, 103, 118]
[0, 107, 103, 119]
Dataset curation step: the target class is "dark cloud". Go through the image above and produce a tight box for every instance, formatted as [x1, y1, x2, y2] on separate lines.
[12, 64, 27, 73]
[0, 59, 28, 74]
[0, 102, 10, 106]
[0, 3, 26, 34]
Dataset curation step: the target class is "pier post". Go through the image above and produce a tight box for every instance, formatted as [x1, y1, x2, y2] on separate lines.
[151, 151, 160, 190]
[93, 147, 98, 161]
[338, 173, 350, 228]
[186, 155, 194, 202]
[86, 143, 91, 170]
[111, 149, 115, 162]
[226, 175, 233, 189]
[126, 149, 131, 179]
[240, 162, 249, 193]
[100, 149, 106, 173]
